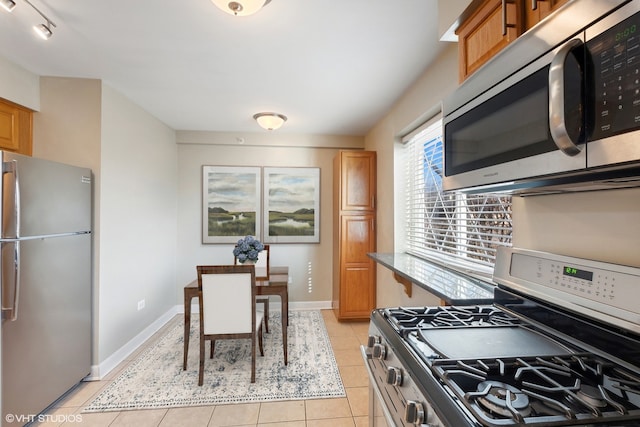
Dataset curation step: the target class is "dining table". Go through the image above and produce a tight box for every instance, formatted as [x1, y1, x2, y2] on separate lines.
[183, 266, 289, 370]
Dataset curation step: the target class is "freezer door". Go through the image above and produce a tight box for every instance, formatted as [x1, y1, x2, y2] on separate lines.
[2, 233, 91, 425]
[2, 152, 91, 237]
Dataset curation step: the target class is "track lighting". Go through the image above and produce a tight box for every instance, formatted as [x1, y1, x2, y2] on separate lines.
[34, 21, 52, 39]
[3, 0, 57, 40]
[0, 0, 16, 12]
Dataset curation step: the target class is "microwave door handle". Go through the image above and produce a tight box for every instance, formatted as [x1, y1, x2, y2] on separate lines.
[549, 38, 583, 156]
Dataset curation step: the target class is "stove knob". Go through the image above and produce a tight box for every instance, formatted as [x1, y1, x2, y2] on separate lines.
[367, 335, 381, 347]
[386, 366, 402, 386]
[372, 343, 386, 360]
[404, 400, 425, 425]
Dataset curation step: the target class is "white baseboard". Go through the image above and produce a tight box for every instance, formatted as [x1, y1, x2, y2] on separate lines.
[87, 307, 178, 381]
[180, 300, 332, 314]
[86, 300, 332, 381]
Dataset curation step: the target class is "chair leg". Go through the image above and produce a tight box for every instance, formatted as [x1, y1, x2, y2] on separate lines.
[263, 301, 269, 333]
[251, 335, 256, 383]
[198, 337, 205, 386]
[210, 340, 215, 359]
[258, 298, 269, 333]
[258, 324, 264, 356]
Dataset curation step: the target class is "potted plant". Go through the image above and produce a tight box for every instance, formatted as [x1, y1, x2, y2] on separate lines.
[233, 235, 264, 263]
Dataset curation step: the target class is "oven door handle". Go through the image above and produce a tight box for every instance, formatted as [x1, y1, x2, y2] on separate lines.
[360, 345, 397, 426]
[549, 38, 583, 156]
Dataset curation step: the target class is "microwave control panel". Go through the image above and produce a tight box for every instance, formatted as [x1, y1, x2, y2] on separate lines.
[588, 9, 640, 141]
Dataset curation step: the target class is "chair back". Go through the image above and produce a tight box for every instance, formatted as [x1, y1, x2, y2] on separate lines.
[196, 265, 256, 335]
[234, 244, 270, 280]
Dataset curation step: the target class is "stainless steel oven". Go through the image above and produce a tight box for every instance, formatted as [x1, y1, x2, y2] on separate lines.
[443, 0, 640, 195]
[362, 247, 640, 426]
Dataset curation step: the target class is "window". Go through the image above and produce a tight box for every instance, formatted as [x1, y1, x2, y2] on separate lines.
[403, 119, 512, 278]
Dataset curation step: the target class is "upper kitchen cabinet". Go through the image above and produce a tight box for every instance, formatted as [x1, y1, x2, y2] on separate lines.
[456, 0, 569, 81]
[333, 150, 377, 321]
[337, 150, 376, 211]
[0, 99, 33, 156]
[525, 0, 569, 28]
[456, 0, 524, 81]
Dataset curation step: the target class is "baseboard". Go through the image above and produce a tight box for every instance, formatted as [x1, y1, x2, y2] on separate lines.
[87, 307, 178, 381]
[86, 300, 333, 381]
[179, 300, 333, 314]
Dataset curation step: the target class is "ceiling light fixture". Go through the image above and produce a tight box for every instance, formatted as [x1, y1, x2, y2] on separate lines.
[253, 112, 287, 131]
[211, 0, 271, 17]
[23, 0, 57, 40]
[0, 0, 16, 12]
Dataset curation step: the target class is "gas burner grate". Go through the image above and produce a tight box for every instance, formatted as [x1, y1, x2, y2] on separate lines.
[430, 354, 640, 426]
[383, 305, 521, 333]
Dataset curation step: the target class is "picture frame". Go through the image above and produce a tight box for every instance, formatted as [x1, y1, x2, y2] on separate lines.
[202, 166, 261, 244]
[263, 167, 320, 243]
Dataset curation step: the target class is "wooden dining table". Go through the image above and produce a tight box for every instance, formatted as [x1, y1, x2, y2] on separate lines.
[183, 266, 289, 370]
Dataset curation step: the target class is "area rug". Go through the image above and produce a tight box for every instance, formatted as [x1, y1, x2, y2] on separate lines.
[83, 310, 345, 412]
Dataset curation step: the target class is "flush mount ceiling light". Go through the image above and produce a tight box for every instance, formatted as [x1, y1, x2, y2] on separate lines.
[253, 112, 287, 131]
[211, 0, 271, 16]
[0, 0, 16, 12]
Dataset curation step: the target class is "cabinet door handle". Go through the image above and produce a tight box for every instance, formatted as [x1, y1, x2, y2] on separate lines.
[502, 0, 516, 36]
[532, 0, 537, 11]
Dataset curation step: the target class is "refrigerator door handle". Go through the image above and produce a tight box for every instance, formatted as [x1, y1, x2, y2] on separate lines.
[2, 159, 21, 321]
[1, 240, 20, 321]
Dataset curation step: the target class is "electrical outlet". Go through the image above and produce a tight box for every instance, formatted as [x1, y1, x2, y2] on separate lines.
[137, 299, 145, 310]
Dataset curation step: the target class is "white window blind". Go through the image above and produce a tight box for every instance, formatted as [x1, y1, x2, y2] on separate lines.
[404, 119, 513, 278]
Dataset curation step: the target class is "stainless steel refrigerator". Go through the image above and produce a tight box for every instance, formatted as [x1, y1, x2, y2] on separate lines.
[0, 152, 92, 426]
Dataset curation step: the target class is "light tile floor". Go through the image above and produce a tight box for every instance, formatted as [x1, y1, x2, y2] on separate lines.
[33, 310, 371, 427]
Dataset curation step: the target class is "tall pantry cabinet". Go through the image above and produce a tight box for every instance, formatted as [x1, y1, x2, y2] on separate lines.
[332, 150, 377, 320]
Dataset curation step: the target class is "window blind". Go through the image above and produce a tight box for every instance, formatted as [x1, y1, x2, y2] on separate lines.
[404, 119, 513, 278]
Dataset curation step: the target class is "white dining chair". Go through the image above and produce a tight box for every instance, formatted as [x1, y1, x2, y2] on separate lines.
[196, 264, 264, 386]
[235, 244, 271, 333]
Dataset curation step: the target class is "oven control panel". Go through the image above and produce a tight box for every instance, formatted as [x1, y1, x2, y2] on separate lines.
[494, 247, 640, 333]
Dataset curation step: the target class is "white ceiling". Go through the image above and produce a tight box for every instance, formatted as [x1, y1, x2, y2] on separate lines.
[0, 0, 447, 136]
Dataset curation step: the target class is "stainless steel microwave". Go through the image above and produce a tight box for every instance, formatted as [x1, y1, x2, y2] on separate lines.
[443, 0, 640, 195]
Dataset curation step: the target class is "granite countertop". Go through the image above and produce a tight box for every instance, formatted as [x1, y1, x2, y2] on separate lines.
[368, 252, 495, 305]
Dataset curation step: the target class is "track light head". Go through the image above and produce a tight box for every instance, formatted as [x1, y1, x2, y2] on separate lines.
[0, 0, 16, 12]
[34, 22, 52, 39]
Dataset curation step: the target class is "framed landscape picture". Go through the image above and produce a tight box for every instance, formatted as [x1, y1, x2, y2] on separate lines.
[202, 166, 261, 244]
[263, 167, 320, 243]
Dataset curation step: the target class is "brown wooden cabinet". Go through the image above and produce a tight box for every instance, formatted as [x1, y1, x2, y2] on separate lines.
[0, 99, 33, 156]
[457, 0, 568, 81]
[525, 0, 568, 29]
[332, 151, 376, 321]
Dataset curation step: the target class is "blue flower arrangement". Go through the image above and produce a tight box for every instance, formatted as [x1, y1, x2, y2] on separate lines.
[233, 235, 264, 263]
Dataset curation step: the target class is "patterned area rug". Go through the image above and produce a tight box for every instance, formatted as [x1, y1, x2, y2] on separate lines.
[83, 310, 345, 412]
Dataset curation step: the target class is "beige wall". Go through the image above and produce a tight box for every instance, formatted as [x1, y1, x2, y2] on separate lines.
[365, 43, 458, 307]
[175, 131, 364, 306]
[0, 55, 40, 110]
[513, 189, 640, 267]
[98, 85, 178, 366]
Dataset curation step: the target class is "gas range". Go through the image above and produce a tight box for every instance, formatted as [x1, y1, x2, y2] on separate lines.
[362, 248, 640, 427]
